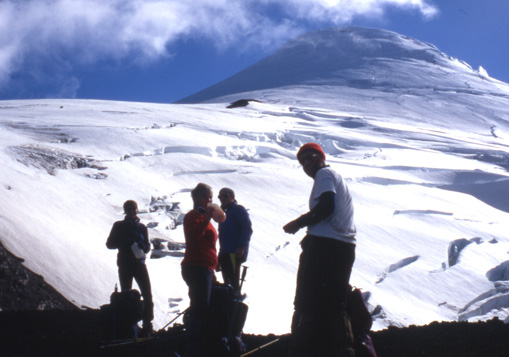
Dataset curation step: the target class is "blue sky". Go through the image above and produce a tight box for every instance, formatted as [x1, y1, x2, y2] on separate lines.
[1, 0, 508, 103]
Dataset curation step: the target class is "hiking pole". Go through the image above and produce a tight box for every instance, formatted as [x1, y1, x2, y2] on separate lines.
[223, 265, 249, 352]
[240, 338, 280, 357]
[161, 307, 189, 331]
[239, 265, 248, 293]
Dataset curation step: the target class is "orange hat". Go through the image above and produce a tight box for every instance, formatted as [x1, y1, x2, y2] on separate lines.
[297, 143, 326, 160]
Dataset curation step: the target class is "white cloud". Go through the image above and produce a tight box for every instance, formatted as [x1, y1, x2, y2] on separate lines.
[0, 0, 438, 95]
[260, 0, 438, 22]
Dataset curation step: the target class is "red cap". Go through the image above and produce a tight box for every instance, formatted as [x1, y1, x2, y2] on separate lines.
[297, 143, 326, 160]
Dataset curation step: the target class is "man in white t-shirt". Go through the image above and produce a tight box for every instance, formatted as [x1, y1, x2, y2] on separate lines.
[284, 142, 356, 356]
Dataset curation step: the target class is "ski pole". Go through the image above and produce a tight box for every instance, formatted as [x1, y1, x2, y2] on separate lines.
[240, 338, 280, 357]
[226, 265, 248, 349]
[239, 265, 248, 293]
[161, 307, 188, 330]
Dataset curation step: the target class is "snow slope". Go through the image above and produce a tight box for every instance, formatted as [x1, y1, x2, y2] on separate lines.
[1, 27, 509, 334]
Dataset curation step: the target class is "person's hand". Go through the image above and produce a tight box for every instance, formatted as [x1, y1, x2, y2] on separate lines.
[216, 262, 222, 272]
[235, 247, 245, 259]
[283, 220, 301, 234]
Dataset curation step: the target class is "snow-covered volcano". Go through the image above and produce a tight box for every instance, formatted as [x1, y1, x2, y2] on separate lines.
[1, 27, 509, 334]
[179, 27, 506, 104]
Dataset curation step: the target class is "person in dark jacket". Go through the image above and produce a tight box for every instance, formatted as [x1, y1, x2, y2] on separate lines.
[217, 187, 253, 291]
[106, 200, 153, 335]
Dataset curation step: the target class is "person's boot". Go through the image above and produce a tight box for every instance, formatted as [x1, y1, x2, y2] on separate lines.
[185, 315, 204, 357]
[141, 321, 154, 337]
[288, 311, 316, 356]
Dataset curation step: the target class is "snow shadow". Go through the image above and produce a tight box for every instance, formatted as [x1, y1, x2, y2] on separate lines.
[394, 210, 453, 217]
[376, 255, 419, 283]
[121, 143, 293, 162]
[456, 260, 509, 321]
[486, 261, 509, 282]
[447, 238, 482, 267]
[439, 172, 509, 213]
[459, 283, 509, 322]
[151, 250, 184, 259]
[5, 122, 78, 143]
[174, 169, 237, 176]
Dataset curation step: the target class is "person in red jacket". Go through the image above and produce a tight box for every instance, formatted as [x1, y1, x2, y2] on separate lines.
[181, 183, 225, 357]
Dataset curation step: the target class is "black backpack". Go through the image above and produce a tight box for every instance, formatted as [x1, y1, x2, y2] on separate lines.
[185, 283, 248, 356]
[101, 288, 143, 340]
[347, 286, 377, 357]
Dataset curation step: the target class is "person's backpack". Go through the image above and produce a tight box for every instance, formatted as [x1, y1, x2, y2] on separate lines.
[101, 288, 143, 340]
[195, 283, 248, 356]
[347, 286, 377, 357]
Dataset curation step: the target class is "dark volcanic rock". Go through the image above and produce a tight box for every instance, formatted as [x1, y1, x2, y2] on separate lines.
[2, 311, 509, 356]
[0, 239, 77, 311]
[0, 310, 101, 356]
[371, 320, 509, 357]
[226, 99, 261, 108]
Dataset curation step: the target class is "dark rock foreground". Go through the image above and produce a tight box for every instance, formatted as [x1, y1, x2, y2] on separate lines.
[1, 310, 509, 356]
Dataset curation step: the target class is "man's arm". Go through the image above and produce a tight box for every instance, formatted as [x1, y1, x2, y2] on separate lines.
[283, 191, 335, 234]
[106, 222, 120, 249]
